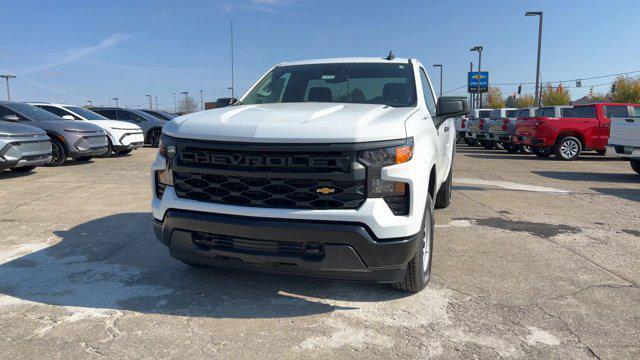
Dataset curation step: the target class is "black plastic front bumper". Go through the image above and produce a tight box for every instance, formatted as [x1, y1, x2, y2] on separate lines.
[153, 210, 420, 283]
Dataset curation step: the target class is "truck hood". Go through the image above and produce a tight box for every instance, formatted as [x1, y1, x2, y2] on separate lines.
[163, 103, 416, 143]
[0, 121, 46, 136]
[85, 120, 141, 132]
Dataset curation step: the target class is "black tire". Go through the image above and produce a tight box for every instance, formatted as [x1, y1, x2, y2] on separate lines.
[10, 166, 36, 173]
[100, 138, 113, 157]
[596, 149, 606, 155]
[495, 142, 505, 150]
[505, 143, 520, 153]
[464, 138, 477, 147]
[116, 149, 133, 155]
[75, 156, 93, 162]
[533, 146, 553, 158]
[480, 140, 495, 150]
[391, 194, 434, 293]
[148, 128, 162, 147]
[435, 164, 453, 209]
[630, 160, 640, 175]
[47, 138, 67, 166]
[520, 145, 533, 154]
[554, 136, 582, 161]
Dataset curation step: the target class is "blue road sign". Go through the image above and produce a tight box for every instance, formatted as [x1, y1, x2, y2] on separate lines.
[468, 71, 489, 93]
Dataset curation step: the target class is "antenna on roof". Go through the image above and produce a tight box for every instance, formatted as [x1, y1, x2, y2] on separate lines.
[385, 51, 395, 61]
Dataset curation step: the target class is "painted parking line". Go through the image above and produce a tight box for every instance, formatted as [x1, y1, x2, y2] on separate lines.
[453, 178, 568, 193]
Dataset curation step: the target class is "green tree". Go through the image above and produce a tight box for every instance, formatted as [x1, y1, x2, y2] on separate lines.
[505, 94, 517, 108]
[610, 76, 640, 103]
[541, 84, 571, 106]
[514, 94, 536, 108]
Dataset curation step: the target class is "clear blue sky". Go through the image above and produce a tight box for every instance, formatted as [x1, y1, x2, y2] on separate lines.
[1, 0, 639, 109]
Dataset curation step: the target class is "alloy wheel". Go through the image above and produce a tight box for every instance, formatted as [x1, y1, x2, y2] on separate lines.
[560, 139, 579, 159]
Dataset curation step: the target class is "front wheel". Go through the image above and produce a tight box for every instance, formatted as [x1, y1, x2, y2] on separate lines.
[505, 143, 520, 153]
[391, 194, 434, 293]
[47, 138, 67, 166]
[520, 145, 533, 154]
[148, 128, 162, 147]
[480, 140, 495, 150]
[464, 138, 477, 147]
[116, 149, 133, 155]
[555, 136, 582, 161]
[100, 138, 113, 157]
[533, 147, 553, 158]
[630, 160, 640, 175]
[495, 142, 505, 150]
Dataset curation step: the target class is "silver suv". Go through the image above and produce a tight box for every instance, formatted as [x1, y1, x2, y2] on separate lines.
[0, 102, 108, 166]
[0, 120, 52, 173]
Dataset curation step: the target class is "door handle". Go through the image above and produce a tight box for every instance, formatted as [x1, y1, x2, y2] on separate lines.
[444, 126, 450, 132]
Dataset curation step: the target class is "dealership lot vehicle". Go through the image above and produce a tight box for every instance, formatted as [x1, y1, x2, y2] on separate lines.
[140, 109, 178, 121]
[30, 103, 144, 156]
[454, 115, 469, 140]
[152, 57, 467, 292]
[89, 107, 166, 147]
[0, 120, 52, 172]
[0, 102, 108, 166]
[485, 108, 517, 150]
[515, 105, 578, 159]
[1, 146, 639, 359]
[605, 104, 640, 174]
[466, 108, 492, 147]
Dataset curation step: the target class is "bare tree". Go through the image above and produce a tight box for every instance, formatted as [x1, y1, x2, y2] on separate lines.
[179, 96, 199, 114]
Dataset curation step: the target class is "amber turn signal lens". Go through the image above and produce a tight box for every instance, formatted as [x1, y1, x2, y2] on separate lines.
[395, 145, 413, 164]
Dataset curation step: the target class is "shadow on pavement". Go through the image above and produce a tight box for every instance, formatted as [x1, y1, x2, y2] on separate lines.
[591, 188, 640, 203]
[0, 212, 410, 319]
[534, 171, 640, 183]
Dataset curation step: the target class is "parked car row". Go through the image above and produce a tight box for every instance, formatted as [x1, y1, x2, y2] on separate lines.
[0, 101, 176, 173]
[457, 102, 640, 174]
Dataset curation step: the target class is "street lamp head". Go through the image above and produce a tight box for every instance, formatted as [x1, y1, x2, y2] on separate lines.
[470, 46, 483, 52]
[525, 11, 542, 16]
[432, 64, 442, 68]
[181, 91, 188, 95]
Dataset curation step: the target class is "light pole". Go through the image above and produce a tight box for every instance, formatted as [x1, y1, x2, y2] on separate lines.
[172, 91, 177, 112]
[154, 96, 158, 110]
[200, 90, 204, 110]
[146, 94, 152, 110]
[432, 64, 443, 97]
[180, 91, 188, 112]
[470, 46, 483, 109]
[469, 62, 474, 110]
[112, 97, 119, 107]
[0, 74, 16, 101]
[525, 11, 543, 107]
[87, 100, 93, 107]
[230, 21, 235, 98]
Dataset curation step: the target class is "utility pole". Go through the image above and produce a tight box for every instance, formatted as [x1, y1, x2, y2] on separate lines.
[154, 96, 158, 110]
[172, 91, 177, 112]
[470, 46, 483, 109]
[230, 21, 235, 98]
[112, 97, 119, 107]
[0, 74, 16, 101]
[200, 90, 204, 110]
[146, 94, 152, 110]
[525, 11, 544, 107]
[432, 64, 443, 97]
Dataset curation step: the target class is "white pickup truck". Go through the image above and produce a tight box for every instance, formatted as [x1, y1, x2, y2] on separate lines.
[151, 56, 468, 292]
[605, 104, 640, 175]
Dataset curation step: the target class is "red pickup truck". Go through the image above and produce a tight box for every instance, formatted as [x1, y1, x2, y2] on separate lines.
[514, 103, 638, 160]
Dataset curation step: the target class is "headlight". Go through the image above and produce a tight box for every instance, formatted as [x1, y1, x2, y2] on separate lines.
[357, 138, 413, 167]
[156, 135, 176, 188]
[358, 138, 413, 215]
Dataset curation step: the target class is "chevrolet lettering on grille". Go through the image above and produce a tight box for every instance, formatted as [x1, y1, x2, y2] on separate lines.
[181, 150, 349, 169]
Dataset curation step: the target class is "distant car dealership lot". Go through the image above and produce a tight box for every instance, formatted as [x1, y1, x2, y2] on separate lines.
[0, 147, 638, 359]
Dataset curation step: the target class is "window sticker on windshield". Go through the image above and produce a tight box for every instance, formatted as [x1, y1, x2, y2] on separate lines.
[398, 65, 405, 69]
[321, 74, 335, 80]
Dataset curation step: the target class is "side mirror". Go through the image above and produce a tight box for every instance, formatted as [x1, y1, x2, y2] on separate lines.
[434, 96, 469, 127]
[216, 97, 238, 108]
[62, 115, 75, 120]
[2, 115, 19, 122]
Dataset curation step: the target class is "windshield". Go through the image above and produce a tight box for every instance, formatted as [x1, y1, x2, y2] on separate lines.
[64, 106, 108, 120]
[7, 103, 64, 121]
[130, 108, 160, 121]
[240, 62, 417, 107]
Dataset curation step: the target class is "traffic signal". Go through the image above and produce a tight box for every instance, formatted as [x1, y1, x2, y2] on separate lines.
[611, 83, 617, 93]
[576, 80, 582, 88]
[517, 85, 522, 94]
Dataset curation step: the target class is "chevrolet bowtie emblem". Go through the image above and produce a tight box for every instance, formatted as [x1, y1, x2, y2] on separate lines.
[316, 187, 335, 195]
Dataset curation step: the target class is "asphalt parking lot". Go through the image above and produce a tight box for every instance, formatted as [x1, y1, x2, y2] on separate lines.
[0, 146, 639, 359]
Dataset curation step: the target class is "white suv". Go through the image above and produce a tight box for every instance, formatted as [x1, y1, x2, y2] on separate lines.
[151, 57, 467, 292]
[29, 103, 144, 156]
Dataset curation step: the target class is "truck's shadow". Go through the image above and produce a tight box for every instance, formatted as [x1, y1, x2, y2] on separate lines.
[533, 171, 639, 183]
[0, 213, 410, 319]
